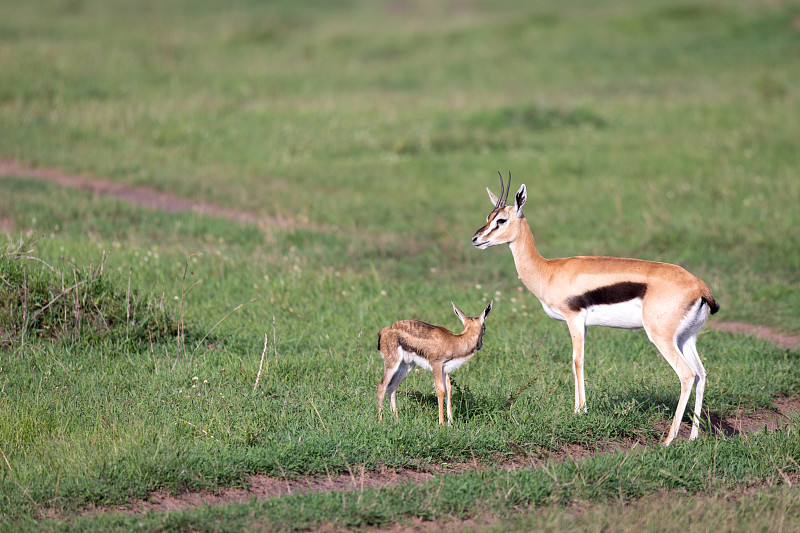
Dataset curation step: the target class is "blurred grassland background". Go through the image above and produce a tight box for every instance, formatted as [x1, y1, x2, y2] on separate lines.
[1, 0, 798, 330]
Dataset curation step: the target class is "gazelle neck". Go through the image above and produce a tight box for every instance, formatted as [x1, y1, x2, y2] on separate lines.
[508, 220, 549, 298]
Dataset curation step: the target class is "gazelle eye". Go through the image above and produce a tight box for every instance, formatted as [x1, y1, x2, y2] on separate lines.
[496, 218, 507, 225]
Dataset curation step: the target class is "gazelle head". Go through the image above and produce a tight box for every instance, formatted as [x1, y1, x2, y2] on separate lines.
[452, 299, 493, 350]
[471, 172, 527, 249]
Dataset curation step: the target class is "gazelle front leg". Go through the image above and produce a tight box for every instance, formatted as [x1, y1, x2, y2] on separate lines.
[445, 374, 453, 424]
[432, 363, 447, 425]
[566, 316, 587, 414]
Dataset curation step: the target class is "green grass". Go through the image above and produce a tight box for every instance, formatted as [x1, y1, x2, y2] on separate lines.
[1, 0, 799, 530]
[482, 482, 800, 533]
[4, 426, 799, 531]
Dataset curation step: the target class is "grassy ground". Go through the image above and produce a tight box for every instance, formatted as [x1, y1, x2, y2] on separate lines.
[1, 0, 799, 530]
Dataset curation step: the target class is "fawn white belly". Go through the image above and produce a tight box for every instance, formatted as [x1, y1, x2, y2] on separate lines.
[585, 299, 644, 329]
[398, 346, 432, 371]
[397, 347, 474, 374]
[443, 355, 473, 374]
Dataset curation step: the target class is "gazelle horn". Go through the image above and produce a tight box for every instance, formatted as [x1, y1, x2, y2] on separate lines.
[504, 171, 511, 206]
[496, 171, 505, 209]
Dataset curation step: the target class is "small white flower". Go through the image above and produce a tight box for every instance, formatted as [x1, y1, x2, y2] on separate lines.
[475, 284, 482, 290]
[192, 376, 198, 381]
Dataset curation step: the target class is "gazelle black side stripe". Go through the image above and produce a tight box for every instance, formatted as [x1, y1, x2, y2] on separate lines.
[566, 282, 647, 312]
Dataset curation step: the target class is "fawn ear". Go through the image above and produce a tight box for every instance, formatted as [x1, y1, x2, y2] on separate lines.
[514, 184, 527, 217]
[452, 301, 468, 325]
[481, 299, 493, 321]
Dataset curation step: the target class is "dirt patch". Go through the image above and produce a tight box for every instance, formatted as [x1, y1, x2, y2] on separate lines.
[711, 321, 800, 350]
[66, 464, 437, 518]
[718, 396, 800, 435]
[653, 396, 800, 442]
[0, 158, 328, 233]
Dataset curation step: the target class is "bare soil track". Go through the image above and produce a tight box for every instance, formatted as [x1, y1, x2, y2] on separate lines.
[0, 158, 325, 233]
[712, 321, 800, 350]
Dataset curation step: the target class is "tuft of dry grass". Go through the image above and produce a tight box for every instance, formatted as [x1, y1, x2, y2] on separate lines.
[0, 238, 178, 348]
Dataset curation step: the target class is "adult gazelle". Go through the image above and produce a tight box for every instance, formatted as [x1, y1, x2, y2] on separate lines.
[472, 173, 718, 445]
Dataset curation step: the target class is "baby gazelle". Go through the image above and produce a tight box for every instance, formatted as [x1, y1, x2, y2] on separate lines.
[377, 300, 493, 424]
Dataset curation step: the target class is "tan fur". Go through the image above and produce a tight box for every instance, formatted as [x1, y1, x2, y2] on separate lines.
[473, 177, 718, 445]
[377, 301, 492, 424]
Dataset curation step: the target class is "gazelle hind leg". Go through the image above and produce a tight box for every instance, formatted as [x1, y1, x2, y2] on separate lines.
[378, 357, 399, 421]
[379, 360, 412, 420]
[681, 335, 706, 440]
[646, 326, 697, 446]
[390, 362, 415, 418]
[676, 300, 710, 440]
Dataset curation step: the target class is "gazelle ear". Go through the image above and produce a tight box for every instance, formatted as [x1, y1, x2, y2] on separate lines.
[482, 299, 493, 321]
[452, 301, 468, 325]
[486, 187, 500, 207]
[514, 184, 527, 217]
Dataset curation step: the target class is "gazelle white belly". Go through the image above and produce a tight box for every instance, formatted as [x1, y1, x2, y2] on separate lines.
[539, 299, 566, 322]
[585, 299, 644, 329]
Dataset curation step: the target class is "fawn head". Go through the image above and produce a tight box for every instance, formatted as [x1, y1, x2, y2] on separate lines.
[451, 299, 493, 351]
